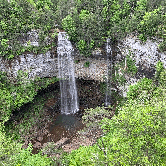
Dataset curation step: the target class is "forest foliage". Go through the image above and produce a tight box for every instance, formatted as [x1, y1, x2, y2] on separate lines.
[0, 0, 166, 165]
[0, 70, 58, 123]
[0, 71, 58, 165]
[60, 0, 166, 55]
[61, 61, 166, 165]
[0, 0, 57, 59]
[0, 0, 165, 59]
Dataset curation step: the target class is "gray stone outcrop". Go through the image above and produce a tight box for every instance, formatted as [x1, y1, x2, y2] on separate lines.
[0, 31, 165, 84]
[118, 34, 166, 69]
[0, 51, 58, 79]
[116, 34, 166, 96]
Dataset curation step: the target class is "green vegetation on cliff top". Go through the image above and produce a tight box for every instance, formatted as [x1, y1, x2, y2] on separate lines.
[0, 0, 165, 59]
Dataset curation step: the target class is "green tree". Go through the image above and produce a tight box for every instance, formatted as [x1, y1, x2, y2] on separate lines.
[62, 77, 166, 165]
[0, 124, 52, 166]
[0, 0, 56, 59]
[155, 61, 166, 88]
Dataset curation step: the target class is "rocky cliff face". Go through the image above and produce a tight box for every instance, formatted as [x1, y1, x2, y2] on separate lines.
[115, 34, 166, 96]
[0, 51, 58, 79]
[0, 50, 108, 82]
[118, 35, 166, 73]
[0, 30, 58, 80]
[0, 30, 108, 82]
[0, 31, 165, 84]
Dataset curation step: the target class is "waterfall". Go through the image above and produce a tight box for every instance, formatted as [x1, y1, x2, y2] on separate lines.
[57, 32, 79, 115]
[105, 38, 112, 107]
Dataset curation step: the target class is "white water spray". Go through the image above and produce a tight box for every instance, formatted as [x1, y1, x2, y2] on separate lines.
[105, 38, 112, 107]
[57, 32, 79, 114]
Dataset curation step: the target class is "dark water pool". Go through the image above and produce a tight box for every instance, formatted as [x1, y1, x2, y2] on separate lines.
[42, 113, 85, 144]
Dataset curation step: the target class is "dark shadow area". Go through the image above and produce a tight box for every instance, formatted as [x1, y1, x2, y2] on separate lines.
[136, 64, 156, 79]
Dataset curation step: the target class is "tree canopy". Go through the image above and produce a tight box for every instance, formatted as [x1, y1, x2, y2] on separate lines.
[0, 0, 165, 59]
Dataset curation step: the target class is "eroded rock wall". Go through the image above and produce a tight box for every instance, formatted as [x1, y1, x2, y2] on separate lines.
[118, 35, 166, 70]
[0, 32, 165, 84]
[116, 34, 166, 96]
[0, 30, 108, 82]
[0, 51, 58, 79]
[0, 51, 108, 82]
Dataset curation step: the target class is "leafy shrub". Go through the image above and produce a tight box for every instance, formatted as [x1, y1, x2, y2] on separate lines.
[159, 69, 166, 87]
[159, 40, 166, 52]
[13, 145, 52, 166]
[77, 39, 87, 55]
[112, 52, 138, 88]
[125, 53, 138, 75]
[62, 145, 104, 166]
[0, 70, 58, 123]
[82, 106, 113, 130]
[0, 126, 52, 166]
[63, 91, 166, 165]
[62, 14, 77, 42]
[137, 7, 164, 41]
[127, 77, 156, 102]
[84, 61, 90, 68]
[138, 33, 147, 42]
[155, 60, 164, 79]
[55, 0, 76, 26]
[79, 9, 90, 21]
[154, 60, 166, 88]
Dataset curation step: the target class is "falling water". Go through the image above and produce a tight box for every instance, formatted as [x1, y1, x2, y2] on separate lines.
[57, 32, 79, 114]
[105, 38, 112, 107]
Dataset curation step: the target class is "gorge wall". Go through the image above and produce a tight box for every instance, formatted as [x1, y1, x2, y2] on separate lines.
[116, 35, 166, 96]
[0, 31, 165, 85]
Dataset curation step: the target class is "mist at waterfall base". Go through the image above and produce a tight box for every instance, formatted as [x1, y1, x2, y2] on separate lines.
[57, 32, 79, 115]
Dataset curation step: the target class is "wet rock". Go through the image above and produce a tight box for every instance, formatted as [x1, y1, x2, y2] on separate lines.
[37, 136, 43, 142]
[55, 137, 70, 149]
[33, 142, 41, 148]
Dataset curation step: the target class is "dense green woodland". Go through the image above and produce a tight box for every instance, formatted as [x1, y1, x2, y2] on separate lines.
[0, 0, 166, 165]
